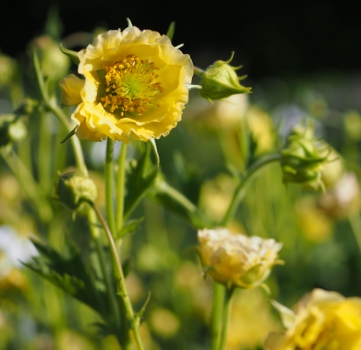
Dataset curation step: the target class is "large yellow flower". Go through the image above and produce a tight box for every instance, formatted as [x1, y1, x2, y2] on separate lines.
[266, 289, 361, 350]
[60, 26, 193, 142]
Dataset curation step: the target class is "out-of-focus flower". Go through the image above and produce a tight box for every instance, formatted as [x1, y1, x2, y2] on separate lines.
[200, 53, 251, 101]
[60, 25, 193, 143]
[317, 172, 361, 219]
[319, 148, 344, 189]
[149, 308, 180, 338]
[266, 288, 361, 350]
[295, 197, 333, 243]
[227, 289, 281, 349]
[280, 123, 331, 189]
[56, 171, 97, 212]
[197, 228, 283, 289]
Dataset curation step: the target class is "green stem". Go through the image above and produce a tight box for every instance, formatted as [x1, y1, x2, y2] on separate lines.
[218, 288, 235, 350]
[193, 66, 204, 77]
[221, 153, 281, 226]
[92, 204, 145, 350]
[348, 214, 361, 257]
[105, 137, 116, 235]
[116, 142, 127, 233]
[32, 49, 87, 176]
[86, 209, 122, 338]
[211, 283, 225, 350]
[38, 111, 52, 193]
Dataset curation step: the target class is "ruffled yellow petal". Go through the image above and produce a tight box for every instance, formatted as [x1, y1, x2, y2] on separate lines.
[59, 74, 84, 106]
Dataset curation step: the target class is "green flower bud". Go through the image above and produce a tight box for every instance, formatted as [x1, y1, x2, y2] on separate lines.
[0, 114, 27, 147]
[280, 123, 331, 189]
[200, 53, 252, 101]
[56, 171, 97, 212]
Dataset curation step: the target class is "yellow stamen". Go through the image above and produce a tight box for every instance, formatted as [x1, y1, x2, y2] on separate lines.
[100, 55, 163, 117]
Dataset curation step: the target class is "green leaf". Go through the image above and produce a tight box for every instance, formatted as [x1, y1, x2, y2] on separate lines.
[59, 43, 80, 65]
[166, 22, 175, 42]
[149, 138, 160, 167]
[124, 143, 158, 219]
[118, 217, 144, 239]
[24, 239, 110, 317]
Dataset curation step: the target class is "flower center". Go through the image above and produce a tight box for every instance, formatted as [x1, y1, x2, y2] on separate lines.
[100, 55, 163, 116]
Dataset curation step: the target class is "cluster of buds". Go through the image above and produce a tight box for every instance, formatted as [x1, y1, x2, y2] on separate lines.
[280, 123, 332, 189]
[197, 228, 283, 289]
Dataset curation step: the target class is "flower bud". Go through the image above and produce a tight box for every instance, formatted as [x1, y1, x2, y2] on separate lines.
[0, 114, 27, 147]
[200, 53, 251, 101]
[56, 171, 97, 211]
[0, 54, 17, 87]
[197, 228, 283, 289]
[280, 123, 331, 189]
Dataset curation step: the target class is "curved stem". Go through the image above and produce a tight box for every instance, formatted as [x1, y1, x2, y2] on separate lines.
[348, 214, 361, 257]
[116, 142, 127, 233]
[221, 154, 281, 226]
[92, 204, 145, 350]
[105, 138, 116, 235]
[211, 283, 225, 350]
[33, 49, 87, 176]
[217, 288, 235, 350]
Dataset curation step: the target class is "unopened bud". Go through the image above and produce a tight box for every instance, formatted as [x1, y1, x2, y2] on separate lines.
[0, 114, 27, 147]
[56, 171, 97, 211]
[280, 123, 331, 189]
[200, 53, 251, 101]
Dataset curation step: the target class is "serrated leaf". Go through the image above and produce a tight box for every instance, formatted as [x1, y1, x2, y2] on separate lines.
[24, 239, 110, 317]
[59, 43, 80, 65]
[124, 143, 158, 219]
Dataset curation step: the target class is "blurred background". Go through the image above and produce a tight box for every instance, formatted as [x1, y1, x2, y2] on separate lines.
[2, 1, 361, 349]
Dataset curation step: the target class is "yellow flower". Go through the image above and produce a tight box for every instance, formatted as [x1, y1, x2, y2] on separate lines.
[197, 228, 283, 289]
[266, 289, 361, 350]
[60, 26, 193, 142]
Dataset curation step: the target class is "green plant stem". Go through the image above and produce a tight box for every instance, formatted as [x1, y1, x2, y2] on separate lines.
[348, 214, 361, 257]
[105, 137, 116, 235]
[116, 142, 127, 233]
[92, 204, 145, 350]
[221, 153, 281, 226]
[1, 149, 52, 223]
[86, 209, 122, 339]
[32, 49, 87, 176]
[193, 66, 204, 77]
[38, 111, 52, 193]
[211, 283, 225, 350]
[217, 288, 235, 350]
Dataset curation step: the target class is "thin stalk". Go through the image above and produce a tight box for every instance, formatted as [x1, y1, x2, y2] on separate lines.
[32, 49, 87, 176]
[38, 111, 52, 193]
[92, 204, 145, 350]
[217, 288, 235, 350]
[222, 154, 281, 226]
[193, 66, 204, 77]
[86, 209, 122, 338]
[105, 137, 116, 235]
[116, 142, 127, 233]
[211, 283, 225, 350]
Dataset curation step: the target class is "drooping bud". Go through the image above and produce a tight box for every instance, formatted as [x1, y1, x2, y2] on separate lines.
[0, 114, 27, 147]
[56, 171, 97, 212]
[199, 53, 252, 101]
[280, 122, 331, 189]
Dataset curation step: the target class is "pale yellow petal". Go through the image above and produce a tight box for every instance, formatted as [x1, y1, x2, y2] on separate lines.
[59, 74, 84, 106]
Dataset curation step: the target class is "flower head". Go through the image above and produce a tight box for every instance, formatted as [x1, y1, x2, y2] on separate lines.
[197, 228, 283, 289]
[266, 289, 361, 350]
[60, 26, 193, 142]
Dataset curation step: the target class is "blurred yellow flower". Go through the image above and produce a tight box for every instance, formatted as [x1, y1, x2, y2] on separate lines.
[60, 26, 193, 142]
[197, 228, 283, 289]
[266, 289, 361, 350]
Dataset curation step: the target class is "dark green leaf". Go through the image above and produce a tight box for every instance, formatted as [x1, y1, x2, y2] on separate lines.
[59, 43, 80, 65]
